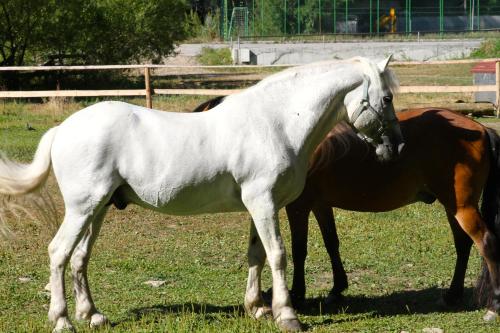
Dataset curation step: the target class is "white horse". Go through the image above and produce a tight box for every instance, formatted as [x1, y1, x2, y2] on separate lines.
[0, 56, 403, 332]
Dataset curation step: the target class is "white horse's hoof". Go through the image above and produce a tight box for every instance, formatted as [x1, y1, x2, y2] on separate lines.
[52, 317, 75, 332]
[274, 306, 302, 332]
[255, 305, 272, 319]
[277, 318, 303, 332]
[483, 310, 498, 322]
[90, 312, 110, 327]
[246, 304, 272, 319]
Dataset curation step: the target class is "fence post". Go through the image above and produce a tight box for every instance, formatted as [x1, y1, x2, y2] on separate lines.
[144, 67, 152, 109]
[496, 61, 500, 118]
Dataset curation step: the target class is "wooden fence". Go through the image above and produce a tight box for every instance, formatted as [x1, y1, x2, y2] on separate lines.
[0, 59, 499, 114]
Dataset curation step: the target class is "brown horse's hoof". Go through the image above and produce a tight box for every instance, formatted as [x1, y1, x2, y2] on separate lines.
[290, 291, 305, 308]
[440, 289, 463, 308]
[483, 310, 498, 322]
[325, 290, 344, 306]
[277, 318, 303, 332]
[436, 295, 461, 309]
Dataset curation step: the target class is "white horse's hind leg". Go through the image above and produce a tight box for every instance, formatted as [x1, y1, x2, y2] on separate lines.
[70, 207, 109, 327]
[48, 208, 102, 332]
[245, 220, 272, 319]
[243, 192, 302, 332]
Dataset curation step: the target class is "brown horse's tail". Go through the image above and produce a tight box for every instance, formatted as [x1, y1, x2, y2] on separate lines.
[475, 127, 500, 307]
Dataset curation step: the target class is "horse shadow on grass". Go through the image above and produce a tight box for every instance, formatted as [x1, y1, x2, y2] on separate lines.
[114, 303, 246, 328]
[114, 286, 479, 328]
[298, 286, 478, 323]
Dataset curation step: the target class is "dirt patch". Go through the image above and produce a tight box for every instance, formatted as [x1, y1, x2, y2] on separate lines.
[155, 54, 207, 76]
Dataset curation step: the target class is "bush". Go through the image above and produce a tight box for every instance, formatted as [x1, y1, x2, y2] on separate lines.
[196, 47, 232, 65]
[470, 39, 500, 58]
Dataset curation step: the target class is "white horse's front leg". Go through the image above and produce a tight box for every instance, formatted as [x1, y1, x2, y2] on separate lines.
[70, 208, 109, 328]
[243, 192, 302, 332]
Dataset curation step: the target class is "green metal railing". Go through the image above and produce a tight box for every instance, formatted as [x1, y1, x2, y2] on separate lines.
[221, 0, 500, 40]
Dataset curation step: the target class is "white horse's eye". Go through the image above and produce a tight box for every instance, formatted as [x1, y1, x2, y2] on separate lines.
[383, 95, 393, 103]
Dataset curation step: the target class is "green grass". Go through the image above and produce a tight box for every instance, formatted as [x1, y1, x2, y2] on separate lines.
[0, 101, 499, 332]
[391, 63, 475, 87]
[196, 47, 233, 65]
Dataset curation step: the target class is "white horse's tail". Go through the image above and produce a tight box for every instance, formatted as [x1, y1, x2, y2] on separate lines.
[0, 127, 58, 196]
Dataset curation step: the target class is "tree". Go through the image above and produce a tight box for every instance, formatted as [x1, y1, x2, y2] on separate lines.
[0, 0, 54, 88]
[89, 0, 190, 64]
[188, 0, 219, 23]
[0, 0, 49, 67]
[0, 0, 189, 67]
[0, 0, 190, 88]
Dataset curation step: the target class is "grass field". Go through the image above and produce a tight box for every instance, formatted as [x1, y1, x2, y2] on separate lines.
[1, 99, 500, 333]
[152, 62, 476, 89]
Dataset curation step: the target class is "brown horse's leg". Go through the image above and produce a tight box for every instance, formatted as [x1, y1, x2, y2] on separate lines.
[443, 211, 473, 306]
[286, 202, 310, 306]
[453, 206, 500, 312]
[312, 205, 348, 304]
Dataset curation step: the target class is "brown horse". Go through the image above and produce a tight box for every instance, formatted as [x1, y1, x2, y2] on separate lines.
[287, 108, 498, 306]
[193, 98, 500, 319]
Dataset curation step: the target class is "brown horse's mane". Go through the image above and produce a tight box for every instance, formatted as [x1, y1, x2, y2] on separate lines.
[192, 95, 226, 113]
[308, 121, 370, 175]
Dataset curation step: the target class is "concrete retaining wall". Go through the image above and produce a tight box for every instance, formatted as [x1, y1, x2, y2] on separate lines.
[231, 40, 482, 65]
[175, 39, 483, 65]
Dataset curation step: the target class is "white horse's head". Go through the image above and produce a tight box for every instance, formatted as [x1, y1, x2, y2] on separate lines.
[344, 56, 404, 161]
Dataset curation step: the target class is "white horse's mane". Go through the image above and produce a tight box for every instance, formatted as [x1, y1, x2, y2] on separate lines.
[224, 57, 399, 105]
[257, 58, 365, 87]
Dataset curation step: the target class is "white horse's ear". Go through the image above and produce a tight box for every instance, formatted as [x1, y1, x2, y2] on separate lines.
[377, 55, 393, 73]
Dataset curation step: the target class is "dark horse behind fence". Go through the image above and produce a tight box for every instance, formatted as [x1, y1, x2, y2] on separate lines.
[194, 97, 500, 321]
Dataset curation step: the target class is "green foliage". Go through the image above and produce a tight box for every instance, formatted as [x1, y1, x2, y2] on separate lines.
[0, 1, 48, 66]
[197, 47, 232, 65]
[238, 0, 352, 37]
[185, 10, 205, 37]
[0, 0, 190, 68]
[470, 39, 500, 58]
[297, 1, 319, 34]
[202, 10, 222, 40]
[185, 9, 221, 41]
[253, 0, 284, 36]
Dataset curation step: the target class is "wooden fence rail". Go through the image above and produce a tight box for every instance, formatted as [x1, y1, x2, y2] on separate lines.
[0, 59, 499, 114]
